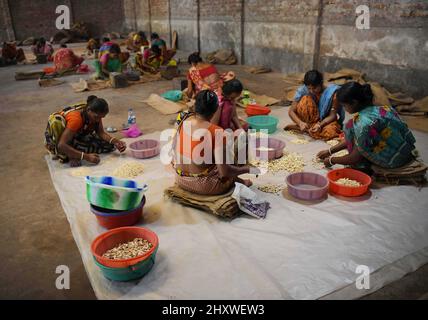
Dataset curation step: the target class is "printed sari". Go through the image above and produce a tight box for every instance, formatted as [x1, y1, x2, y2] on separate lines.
[93, 54, 122, 79]
[293, 84, 344, 140]
[53, 48, 84, 73]
[44, 104, 114, 162]
[344, 105, 416, 169]
[187, 64, 223, 97]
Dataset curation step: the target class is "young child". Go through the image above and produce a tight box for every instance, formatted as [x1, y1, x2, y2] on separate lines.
[214, 79, 248, 131]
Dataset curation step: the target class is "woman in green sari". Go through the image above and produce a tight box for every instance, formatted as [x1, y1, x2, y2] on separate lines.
[317, 82, 416, 171]
[93, 44, 122, 80]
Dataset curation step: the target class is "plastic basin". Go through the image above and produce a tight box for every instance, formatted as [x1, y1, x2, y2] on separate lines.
[286, 172, 329, 201]
[253, 137, 286, 160]
[93, 247, 157, 282]
[86, 176, 148, 211]
[247, 115, 279, 134]
[90, 197, 146, 229]
[327, 168, 371, 197]
[245, 104, 271, 117]
[129, 139, 160, 159]
[91, 226, 159, 268]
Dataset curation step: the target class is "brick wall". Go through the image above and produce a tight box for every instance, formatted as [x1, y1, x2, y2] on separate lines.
[68, 0, 125, 38]
[2, 0, 126, 41]
[1, 0, 427, 97]
[8, 0, 64, 40]
[170, 0, 198, 52]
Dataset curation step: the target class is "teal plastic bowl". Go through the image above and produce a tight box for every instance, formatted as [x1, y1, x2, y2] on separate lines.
[94, 247, 158, 282]
[247, 115, 279, 134]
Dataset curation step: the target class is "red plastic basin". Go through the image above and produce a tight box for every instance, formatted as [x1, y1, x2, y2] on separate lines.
[245, 104, 271, 117]
[90, 197, 145, 229]
[327, 168, 372, 197]
[91, 226, 159, 268]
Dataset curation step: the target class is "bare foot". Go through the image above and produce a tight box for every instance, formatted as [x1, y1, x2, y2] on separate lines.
[284, 124, 300, 131]
[70, 159, 82, 167]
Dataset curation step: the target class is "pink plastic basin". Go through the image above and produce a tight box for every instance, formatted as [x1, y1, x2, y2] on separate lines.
[286, 172, 329, 201]
[129, 139, 160, 159]
[254, 137, 286, 160]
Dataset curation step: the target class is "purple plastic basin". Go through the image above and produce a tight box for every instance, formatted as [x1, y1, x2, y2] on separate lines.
[286, 172, 329, 201]
[129, 139, 160, 159]
[254, 137, 286, 160]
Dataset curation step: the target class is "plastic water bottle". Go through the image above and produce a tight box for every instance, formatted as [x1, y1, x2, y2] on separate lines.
[127, 108, 136, 125]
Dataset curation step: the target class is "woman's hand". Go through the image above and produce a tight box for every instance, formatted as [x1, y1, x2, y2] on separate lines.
[84, 153, 100, 164]
[310, 122, 322, 133]
[317, 149, 330, 160]
[114, 140, 127, 153]
[299, 121, 309, 132]
[323, 157, 333, 168]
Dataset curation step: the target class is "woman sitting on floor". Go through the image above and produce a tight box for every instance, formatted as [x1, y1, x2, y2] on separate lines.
[211, 79, 248, 131]
[173, 90, 256, 195]
[285, 69, 344, 141]
[317, 82, 416, 172]
[32, 38, 54, 61]
[150, 32, 176, 64]
[136, 45, 163, 73]
[44, 95, 126, 167]
[86, 38, 100, 55]
[186, 52, 231, 98]
[93, 44, 122, 80]
[98, 37, 114, 57]
[53, 45, 84, 73]
[1, 42, 26, 66]
[126, 31, 149, 52]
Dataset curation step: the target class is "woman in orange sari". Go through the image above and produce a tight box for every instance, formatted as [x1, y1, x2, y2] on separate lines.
[186, 52, 235, 99]
[285, 70, 344, 141]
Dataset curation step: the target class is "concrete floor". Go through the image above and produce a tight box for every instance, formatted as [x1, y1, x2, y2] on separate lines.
[0, 45, 427, 299]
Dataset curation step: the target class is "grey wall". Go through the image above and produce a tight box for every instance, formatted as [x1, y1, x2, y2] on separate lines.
[2, 0, 427, 98]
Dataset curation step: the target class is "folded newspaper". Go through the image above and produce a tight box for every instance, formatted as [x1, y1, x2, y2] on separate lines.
[232, 183, 270, 219]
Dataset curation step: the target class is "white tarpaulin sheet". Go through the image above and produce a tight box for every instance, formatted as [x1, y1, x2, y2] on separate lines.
[45, 109, 428, 300]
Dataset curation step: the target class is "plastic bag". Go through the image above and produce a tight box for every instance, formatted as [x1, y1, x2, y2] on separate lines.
[122, 124, 143, 138]
[161, 90, 183, 102]
[232, 183, 270, 219]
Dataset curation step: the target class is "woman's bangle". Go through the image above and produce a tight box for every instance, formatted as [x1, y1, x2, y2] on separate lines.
[328, 147, 333, 155]
[329, 157, 334, 166]
[109, 137, 115, 144]
[81, 152, 84, 161]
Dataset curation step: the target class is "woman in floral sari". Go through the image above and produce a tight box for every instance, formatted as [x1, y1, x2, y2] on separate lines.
[53, 45, 84, 73]
[285, 70, 344, 140]
[135, 45, 163, 73]
[317, 82, 416, 171]
[93, 44, 122, 80]
[186, 52, 235, 99]
[126, 31, 149, 52]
